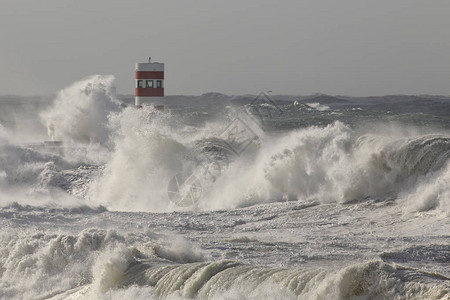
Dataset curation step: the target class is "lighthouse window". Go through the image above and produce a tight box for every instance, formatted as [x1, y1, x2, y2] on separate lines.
[146, 80, 153, 88]
[156, 80, 162, 88]
[137, 80, 144, 88]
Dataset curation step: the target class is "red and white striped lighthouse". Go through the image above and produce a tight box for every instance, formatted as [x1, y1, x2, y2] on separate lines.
[135, 57, 164, 109]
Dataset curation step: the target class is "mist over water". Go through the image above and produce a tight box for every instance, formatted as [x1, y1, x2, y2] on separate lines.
[0, 76, 449, 299]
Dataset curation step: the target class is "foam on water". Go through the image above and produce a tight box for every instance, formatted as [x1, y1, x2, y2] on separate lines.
[306, 102, 331, 111]
[2, 75, 448, 214]
[1, 227, 440, 300]
[88, 107, 192, 212]
[0, 229, 207, 299]
[404, 161, 450, 214]
[0, 75, 119, 207]
[0, 77, 449, 299]
[45, 247, 449, 300]
[127, 260, 448, 300]
[88, 109, 450, 213]
[40, 75, 119, 147]
[0, 229, 121, 299]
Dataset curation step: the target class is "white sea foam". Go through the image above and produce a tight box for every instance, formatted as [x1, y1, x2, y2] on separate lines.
[1, 78, 449, 299]
[93, 259, 449, 300]
[0, 229, 203, 299]
[306, 102, 331, 111]
[88, 107, 191, 212]
[89, 113, 450, 213]
[14, 75, 445, 214]
[1, 207, 448, 300]
[0, 229, 122, 299]
[40, 75, 119, 147]
[404, 161, 450, 215]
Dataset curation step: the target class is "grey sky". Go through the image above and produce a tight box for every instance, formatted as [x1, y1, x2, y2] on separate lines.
[1, 0, 450, 96]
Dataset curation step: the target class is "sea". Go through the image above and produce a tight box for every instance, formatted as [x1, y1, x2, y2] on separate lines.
[0, 75, 449, 299]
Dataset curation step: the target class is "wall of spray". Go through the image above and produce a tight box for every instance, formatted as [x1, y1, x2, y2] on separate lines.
[0, 75, 448, 214]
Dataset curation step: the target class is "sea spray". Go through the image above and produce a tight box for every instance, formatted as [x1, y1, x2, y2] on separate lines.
[90, 111, 450, 213]
[404, 161, 450, 214]
[1, 82, 450, 300]
[0, 229, 123, 299]
[199, 122, 449, 211]
[88, 107, 190, 212]
[89, 246, 134, 295]
[40, 75, 119, 146]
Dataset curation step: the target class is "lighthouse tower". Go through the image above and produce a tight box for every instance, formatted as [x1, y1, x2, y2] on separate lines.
[135, 57, 164, 109]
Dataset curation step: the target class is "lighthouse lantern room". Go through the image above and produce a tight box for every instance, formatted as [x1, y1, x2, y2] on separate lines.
[135, 57, 164, 109]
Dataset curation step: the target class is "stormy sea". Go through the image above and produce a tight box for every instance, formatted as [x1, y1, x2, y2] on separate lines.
[0, 75, 449, 300]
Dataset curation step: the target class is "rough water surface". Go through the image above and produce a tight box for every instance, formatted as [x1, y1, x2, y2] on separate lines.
[0, 76, 449, 299]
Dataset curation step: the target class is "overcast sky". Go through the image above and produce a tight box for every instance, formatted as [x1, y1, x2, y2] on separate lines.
[1, 0, 450, 96]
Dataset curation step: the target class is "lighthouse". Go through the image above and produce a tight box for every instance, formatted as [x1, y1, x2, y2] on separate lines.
[135, 57, 164, 110]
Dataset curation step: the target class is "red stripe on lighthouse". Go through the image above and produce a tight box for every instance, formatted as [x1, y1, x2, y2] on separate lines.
[135, 88, 164, 97]
[136, 71, 164, 79]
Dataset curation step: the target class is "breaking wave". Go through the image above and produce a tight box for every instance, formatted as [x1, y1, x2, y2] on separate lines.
[1, 75, 449, 214]
[0, 229, 205, 299]
[1, 77, 450, 300]
[1, 229, 447, 300]
[90, 111, 450, 213]
[108, 259, 449, 300]
[40, 75, 119, 146]
[0, 75, 119, 208]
